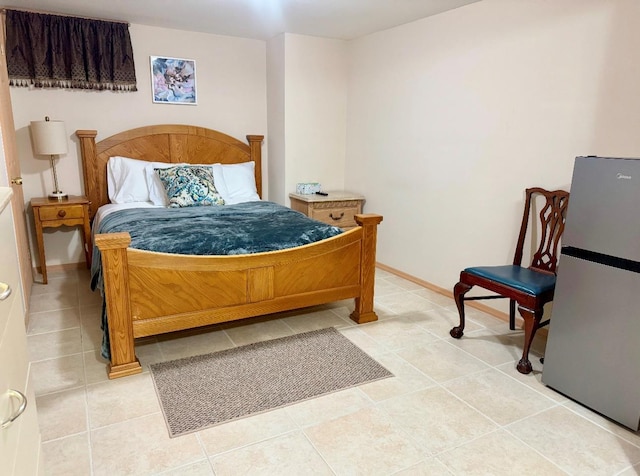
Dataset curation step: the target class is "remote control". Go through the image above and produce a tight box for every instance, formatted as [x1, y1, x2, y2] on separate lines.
[315, 191, 328, 196]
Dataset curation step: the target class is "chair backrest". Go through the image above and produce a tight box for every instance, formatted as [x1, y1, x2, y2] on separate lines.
[513, 187, 570, 274]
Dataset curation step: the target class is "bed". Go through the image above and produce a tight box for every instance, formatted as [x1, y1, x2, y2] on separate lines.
[76, 124, 383, 379]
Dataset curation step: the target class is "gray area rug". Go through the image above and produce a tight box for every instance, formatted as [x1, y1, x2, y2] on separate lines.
[150, 327, 393, 437]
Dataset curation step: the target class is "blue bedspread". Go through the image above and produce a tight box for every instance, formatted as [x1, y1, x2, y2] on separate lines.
[91, 201, 343, 359]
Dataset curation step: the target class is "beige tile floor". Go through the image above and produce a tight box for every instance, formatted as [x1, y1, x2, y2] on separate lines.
[27, 268, 640, 476]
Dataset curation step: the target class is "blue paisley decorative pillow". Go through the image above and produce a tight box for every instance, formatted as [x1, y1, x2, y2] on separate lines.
[154, 165, 225, 208]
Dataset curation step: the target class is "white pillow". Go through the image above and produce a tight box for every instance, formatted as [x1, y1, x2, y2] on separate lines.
[107, 156, 151, 204]
[209, 164, 229, 203]
[213, 161, 260, 205]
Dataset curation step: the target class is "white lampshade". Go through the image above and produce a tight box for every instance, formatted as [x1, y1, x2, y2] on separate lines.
[30, 119, 68, 156]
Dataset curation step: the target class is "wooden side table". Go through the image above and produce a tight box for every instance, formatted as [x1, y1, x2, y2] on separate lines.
[31, 195, 92, 284]
[289, 191, 365, 230]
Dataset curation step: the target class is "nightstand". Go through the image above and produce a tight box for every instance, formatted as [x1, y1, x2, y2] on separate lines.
[289, 191, 365, 230]
[31, 195, 92, 284]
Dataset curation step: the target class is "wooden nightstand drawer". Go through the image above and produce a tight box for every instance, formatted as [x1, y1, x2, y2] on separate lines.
[38, 204, 85, 221]
[289, 191, 365, 230]
[311, 206, 359, 228]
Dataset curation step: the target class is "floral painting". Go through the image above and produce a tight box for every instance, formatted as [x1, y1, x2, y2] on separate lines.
[150, 56, 197, 104]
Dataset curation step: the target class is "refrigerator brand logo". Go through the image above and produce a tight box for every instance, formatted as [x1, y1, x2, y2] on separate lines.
[616, 173, 632, 180]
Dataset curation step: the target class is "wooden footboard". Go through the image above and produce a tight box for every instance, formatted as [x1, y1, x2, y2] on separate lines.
[96, 213, 382, 378]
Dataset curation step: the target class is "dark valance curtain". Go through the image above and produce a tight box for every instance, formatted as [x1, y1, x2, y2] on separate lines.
[5, 10, 137, 91]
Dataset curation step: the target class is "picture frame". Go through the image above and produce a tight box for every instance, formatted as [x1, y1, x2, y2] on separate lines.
[150, 56, 197, 105]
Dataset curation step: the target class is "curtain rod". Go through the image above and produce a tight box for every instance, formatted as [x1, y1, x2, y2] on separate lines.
[2, 7, 130, 25]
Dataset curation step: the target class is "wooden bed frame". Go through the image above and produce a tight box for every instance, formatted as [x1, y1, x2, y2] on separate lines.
[76, 125, 383, 379]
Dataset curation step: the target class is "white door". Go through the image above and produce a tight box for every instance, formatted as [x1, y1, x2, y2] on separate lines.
[0, 16, 33, 309]
[0, 189, 42, 475]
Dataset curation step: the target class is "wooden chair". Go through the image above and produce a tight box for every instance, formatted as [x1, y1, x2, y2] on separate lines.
[450, 187, 569, 374]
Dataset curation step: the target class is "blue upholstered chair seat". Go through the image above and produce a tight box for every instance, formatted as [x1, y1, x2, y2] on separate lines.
[464, 265, 556, 296]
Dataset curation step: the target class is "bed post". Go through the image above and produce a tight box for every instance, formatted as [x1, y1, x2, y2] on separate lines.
[350, 214, 383, 324]
[246, 135, 264, 198]
[75, 130, 99, 219]
[94, 232, 142, 379]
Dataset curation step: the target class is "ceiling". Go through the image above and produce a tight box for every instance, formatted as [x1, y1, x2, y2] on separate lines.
[4, 0, 481, 41]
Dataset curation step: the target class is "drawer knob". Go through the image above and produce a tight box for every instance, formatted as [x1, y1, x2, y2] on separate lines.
[0, 389, 27, 429]
[0, 282, 10, 301]
[57, 209, 66, 218]
[329, 212, 345, 221]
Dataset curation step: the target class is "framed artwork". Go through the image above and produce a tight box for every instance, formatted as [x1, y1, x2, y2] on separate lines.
[150, 56, 197, 104]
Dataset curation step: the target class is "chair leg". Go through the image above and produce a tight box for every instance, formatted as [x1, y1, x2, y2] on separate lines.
[516, 305, 543, 374]
[450, 281, 472, 339]
[509, 299, 516, 330]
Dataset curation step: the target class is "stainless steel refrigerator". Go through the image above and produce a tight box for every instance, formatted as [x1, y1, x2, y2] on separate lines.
[542, 156, 640, 431]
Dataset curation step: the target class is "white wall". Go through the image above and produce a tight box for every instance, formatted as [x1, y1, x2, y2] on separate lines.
[10, 24, 267, 268]
[265, 33, 349, 205]
[345, 0, 640, 302]
[283, 34, 348, 201]
[266, 34, 286, 204]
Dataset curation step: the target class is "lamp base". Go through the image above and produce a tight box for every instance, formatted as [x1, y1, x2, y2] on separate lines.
[49, 191, 68, 200]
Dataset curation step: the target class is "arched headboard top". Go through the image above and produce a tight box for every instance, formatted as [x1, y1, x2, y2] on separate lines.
[76, 124, 264, 220]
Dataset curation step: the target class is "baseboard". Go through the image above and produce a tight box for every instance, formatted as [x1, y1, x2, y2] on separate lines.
[34, 262, 87, 275]
[375, 261, 548, 336]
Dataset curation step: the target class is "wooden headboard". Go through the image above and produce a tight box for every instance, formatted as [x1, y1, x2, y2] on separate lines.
[75, 124, 264, 220]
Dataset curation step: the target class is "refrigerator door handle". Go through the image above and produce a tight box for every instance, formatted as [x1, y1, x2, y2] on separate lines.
[561, 246, 640, 274]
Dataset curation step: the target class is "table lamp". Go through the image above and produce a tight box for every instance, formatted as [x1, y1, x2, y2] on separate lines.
[30, 116, 68, 199]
